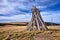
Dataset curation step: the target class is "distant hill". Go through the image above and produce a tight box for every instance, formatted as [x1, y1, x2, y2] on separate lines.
[0, 22, 28, 26]
[0, 22, 60, 26]
[45, 22, 60, 26]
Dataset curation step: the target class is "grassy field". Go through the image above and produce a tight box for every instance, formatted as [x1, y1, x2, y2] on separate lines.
[0, 26, 60, 40]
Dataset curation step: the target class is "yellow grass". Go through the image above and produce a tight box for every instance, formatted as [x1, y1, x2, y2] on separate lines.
[0, 26, 27, 32]
[47, 26, 60, 30]
[0, 26, 38, 40]
[0, 26, 60, 40]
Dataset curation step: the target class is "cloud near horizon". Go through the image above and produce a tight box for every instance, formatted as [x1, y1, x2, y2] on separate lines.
[0, 0, 60, 23]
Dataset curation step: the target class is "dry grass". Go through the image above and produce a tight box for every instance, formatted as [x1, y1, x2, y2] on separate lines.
[46, 26, 60, 40]
[0, 26, 42, 40]
[0, 25, 60, 40]
[0, 26, 27, 32]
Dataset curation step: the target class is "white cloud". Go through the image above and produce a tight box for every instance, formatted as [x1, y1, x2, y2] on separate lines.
[0, 0, 60, 23]
[0, 0, 58, 14]
[0, 0, 15, 14]
[41, 11, 60, 23]
[0, 13, 32, 22]
[0, 10, 60, 23]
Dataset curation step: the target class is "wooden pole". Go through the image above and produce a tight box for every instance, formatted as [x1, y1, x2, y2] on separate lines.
[27, 6, 48, 31]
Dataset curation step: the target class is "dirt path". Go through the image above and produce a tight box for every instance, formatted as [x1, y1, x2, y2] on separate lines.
[34, 33, 55, 40]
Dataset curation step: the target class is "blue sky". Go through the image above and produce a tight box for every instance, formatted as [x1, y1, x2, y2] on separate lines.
[0, 0, 60, 23]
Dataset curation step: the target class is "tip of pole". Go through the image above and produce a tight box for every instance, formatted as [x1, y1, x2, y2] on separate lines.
[32, 5, 37, 10]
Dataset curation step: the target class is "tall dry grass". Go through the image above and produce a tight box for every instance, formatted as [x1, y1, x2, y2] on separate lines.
[0, 26, 60, 40]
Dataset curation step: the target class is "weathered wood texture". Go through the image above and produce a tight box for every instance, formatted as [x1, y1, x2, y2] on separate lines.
[27, 6, 48, 31]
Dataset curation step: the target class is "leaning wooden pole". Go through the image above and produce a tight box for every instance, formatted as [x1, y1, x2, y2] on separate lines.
[27, 6, 48, 31]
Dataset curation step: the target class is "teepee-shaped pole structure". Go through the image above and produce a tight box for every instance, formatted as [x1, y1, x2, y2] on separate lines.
[27, 6, 48, 31]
